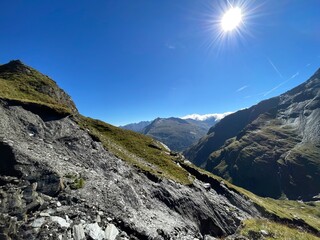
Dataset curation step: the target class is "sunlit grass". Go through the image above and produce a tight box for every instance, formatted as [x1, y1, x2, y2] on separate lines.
[79, 117, 192, 185]
[241, 219, 319, 240]
[0, 64, 75, 115]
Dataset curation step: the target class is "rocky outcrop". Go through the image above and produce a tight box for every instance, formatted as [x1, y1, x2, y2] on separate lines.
[0, 99, 261, 239]
[0, 60, 78, 114]
[184, 68, 320, 200]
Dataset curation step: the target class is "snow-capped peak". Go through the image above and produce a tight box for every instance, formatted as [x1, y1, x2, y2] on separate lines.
[181, 112, 233, 121]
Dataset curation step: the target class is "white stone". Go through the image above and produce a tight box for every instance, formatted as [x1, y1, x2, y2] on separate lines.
[204, 236, 218, 240]
[31, 217, 46, 228]
[73, 224, 86, 240]
[56, 201, 62, 207]
[105, 223, 119, 240]
[85, 223, 105, 240]
[50, 216, 70, 228]
[260, 229, 269, 236]
[98, 211, 104, 216]
[40, 212, 50, 217]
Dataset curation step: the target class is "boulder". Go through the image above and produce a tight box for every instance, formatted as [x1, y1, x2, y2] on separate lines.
[105, 223, 119, 240]
[73, 224, 86, 240]
[85, 223, 105, 240]
[50, 216, 70, 228]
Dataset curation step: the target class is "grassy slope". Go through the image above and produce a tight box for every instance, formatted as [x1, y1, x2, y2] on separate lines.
[1, 61, 319, 239]
[0, 62, 74, 115]
[206, 113, 320, 200]
[241, 219, 319, 240]
[79, 117, 192, 185]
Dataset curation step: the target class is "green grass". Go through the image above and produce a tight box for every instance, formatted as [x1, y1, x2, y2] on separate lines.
[64, 173, 86, 189]
[71, 178, 85, 189]
[241, 219, 319, 240]
[237, 188, 320, 232]
[79, 117, 192, 185]
[0, 62, 75, 115]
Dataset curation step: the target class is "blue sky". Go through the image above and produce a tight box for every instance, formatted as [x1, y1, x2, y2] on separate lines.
[1, 0, 320, 126]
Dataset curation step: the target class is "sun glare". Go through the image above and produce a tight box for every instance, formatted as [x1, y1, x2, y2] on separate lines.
[221, 7, 242, 32]
[203, 0, 261, 53]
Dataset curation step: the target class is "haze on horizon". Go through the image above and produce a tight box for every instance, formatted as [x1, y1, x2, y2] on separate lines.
[0, 0, 319, 126]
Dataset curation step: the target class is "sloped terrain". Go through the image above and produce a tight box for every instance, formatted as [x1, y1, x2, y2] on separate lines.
[0, 60, 319, 239]
[141, 117, 217, 152]
[0, 60, 77, 115]
[121, 121, 151, 133]
[143, 117, 208, 152]
[185, 68, 320, 200]
[122, 116, 219, 152]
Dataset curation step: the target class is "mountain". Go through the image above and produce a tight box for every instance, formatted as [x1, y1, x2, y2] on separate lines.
[142, 117, 209, 152]
[120, 120, 151, 132]
[184, 68, 320, 201]
[1, 60, 319, 239]
[122, 113, 231, 152]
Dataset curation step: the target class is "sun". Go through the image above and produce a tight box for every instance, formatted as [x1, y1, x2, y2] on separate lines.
[221, 7, 243, 32]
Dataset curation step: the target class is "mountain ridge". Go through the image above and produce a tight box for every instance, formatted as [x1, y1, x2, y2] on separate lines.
[121, 113, 231, 152]
[185, 68, 320, 200]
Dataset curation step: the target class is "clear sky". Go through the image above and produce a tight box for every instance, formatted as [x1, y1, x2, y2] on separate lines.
[1, 0, 319, 126]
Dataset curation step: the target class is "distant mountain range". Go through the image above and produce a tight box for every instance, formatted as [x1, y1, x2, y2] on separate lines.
[184, 68, 320, 201]
[121, 113, 232, 152]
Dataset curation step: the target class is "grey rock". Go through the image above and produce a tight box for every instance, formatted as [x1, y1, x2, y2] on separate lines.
[204, 236, 218, 240]
[203, 183, 211, 190]
[105, 223, 119, 240]
[73, 224, 86, 240]
[85, 223, 105, 240]
[260, 229, 268, 236]
[50, 216, 70, 228]
[31, 217, 46, 228]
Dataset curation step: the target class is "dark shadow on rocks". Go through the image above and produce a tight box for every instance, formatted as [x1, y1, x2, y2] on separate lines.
[0, 142, 21, 178]
[5, 99, 69, 122]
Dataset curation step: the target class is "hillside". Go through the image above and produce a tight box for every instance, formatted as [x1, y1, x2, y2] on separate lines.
[185, 68, 320, 200]
[121, 121, 151, 133]
[122, 116, 219, 152]
[0, 60, 319, 239]
[142, 117, 212, 152]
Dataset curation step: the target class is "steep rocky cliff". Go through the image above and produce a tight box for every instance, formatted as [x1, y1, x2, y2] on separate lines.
[0, 60, 319, 240]
[185, 69, 320, 201]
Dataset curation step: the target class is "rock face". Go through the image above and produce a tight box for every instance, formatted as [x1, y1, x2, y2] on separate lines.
[185, 68, 320, 200]
[0, 98, 261, 239]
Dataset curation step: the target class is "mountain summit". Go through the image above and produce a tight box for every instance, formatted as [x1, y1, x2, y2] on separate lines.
[0, 60, 78, 115]
[122, 113, 231, 152]
[185, 68, 320, 200]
